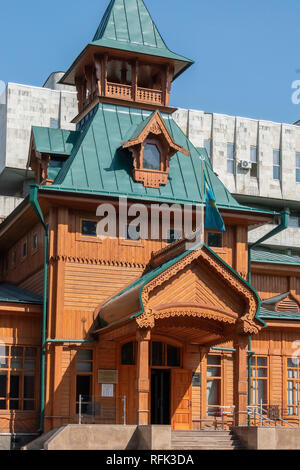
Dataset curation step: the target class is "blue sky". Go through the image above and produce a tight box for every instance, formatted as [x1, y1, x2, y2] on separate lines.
[0, 0, 299, 123]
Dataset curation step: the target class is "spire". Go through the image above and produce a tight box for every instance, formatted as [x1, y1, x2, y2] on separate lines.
[93, 0, 168, 50]
[89, 0, 193, 78]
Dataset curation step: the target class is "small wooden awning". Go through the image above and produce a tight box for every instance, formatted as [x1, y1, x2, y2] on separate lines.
[94, 239, 262, 345]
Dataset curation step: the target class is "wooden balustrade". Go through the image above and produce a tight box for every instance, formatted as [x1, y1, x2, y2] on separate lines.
[136, 87, 162, 105]
[106, 82, 132, 100]
[105, 82, 163, 106]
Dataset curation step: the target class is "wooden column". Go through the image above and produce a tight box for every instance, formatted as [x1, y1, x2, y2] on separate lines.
[234, 335, 249, 426]
[132, 60, 138, 102]
[136, 328, 151, 425]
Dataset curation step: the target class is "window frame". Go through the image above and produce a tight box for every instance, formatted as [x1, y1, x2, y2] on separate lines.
[250, 146, 258, 178]
[296, 153, 300, 183]
[76, 216, 102, 244]
[226, 143, 235, 175]
[273, 149, 281, 181]
[0, 345, 39, 412]
[75, 349, 93, 413]
[250, 355, 269, 407]
[286, 357, 300, 417]
[206, 353, 223, 416]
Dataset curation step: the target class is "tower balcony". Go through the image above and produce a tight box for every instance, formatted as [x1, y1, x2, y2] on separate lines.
[106, 82, 163, 106]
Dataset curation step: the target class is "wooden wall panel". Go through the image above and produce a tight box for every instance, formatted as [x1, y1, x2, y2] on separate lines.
[0, 313, 41, 345]
[18, 269, 44, 296]
[251, 273, 289, 301]
[64, 263, 143, 311]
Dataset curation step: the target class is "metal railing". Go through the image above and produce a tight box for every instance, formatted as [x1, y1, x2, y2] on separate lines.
[247, 401, 300, 428]
[201, 406, 236, 430]
[78, 395, 127, 425]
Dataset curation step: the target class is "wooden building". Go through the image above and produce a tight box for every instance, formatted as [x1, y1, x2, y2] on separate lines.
[0, 0, 300, 440]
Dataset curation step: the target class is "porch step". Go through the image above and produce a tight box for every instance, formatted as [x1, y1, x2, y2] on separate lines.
[171, 430, 245, 450]
[21, 429, 59, 450]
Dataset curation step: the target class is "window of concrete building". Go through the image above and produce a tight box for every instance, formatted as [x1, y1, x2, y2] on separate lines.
[296, 153, 300, 183]
[204, 140, 211, 158]
[289, 215, 300, 228]
[227, 143, 235, 174]
[250, 146, 258, 178]
[50, 118, 59, 129]
[273, 150, 281, 180]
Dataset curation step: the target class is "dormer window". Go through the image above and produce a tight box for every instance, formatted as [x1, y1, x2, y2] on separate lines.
[143, 143, 161, 170]
[122, 110, 189, 189]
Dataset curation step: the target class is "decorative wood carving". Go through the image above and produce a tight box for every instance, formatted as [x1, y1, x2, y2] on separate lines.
[135, 246, 261, 335]
[122, 110, 189, 188]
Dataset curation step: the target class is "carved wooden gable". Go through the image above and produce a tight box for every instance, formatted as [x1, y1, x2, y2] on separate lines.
[122, 110, 189, 188]
[148, 261, 246, 319]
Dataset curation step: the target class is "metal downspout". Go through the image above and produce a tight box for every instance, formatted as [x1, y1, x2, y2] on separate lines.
[247, 209, 289, 425]
[29, 185, 48, 433]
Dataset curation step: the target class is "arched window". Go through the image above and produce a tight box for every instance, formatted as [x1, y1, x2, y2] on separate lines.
[143, 143, 161, 170]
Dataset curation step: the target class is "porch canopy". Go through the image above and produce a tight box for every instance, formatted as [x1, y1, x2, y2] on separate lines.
[94, 239, 262, 345]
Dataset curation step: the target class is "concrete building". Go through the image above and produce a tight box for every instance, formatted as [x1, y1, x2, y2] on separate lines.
[172, 109, 300, 250]
[0, 72, 77, 221]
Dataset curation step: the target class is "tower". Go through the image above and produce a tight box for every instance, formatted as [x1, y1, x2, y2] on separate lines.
[59, 0, 193, 121]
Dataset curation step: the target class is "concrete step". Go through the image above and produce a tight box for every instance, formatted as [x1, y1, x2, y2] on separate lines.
[171, 429, 245, 450]
[21, 429, 59, 450]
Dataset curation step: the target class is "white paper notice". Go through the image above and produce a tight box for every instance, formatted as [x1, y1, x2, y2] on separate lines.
[102, 383, 114, 397]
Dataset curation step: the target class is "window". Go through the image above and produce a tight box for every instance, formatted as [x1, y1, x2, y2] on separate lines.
[76, 350, 93, 413]
[12, 250, 17, 268]
[227, 143, 235, 174]
[151, 342, 181, 367]
[22, 241, 27, 259]
[206, 355, 222, 416]
[250, 146, 258, 178]
[273, 150, 281, 180]
[81, 220, 97, 237]
[207, 232, 222, 248]
[167, 229, 181, 244]
[204, 139, 211, 158]
[0, 345, 38, 411]
[126, 224, 141, 241]
[143, 144, 160, 170]
[121, 342, 136, 365]
[50, 118, 59, 129]
[287, 357, 300, 416]
[32, 234, 38, 251]
[289, 215, 300, 228]
[296, 153, 300, 183]
[250, 356, 268, 406]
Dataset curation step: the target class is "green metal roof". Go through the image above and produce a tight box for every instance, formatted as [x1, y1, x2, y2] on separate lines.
[32, 127, 79, 156]
[91, 0, 193, 76]
[258, 306, 300, 321]
[251, 247, 300, 265]
[0, 284, 42, 305]
[262, 292, 289, 306]
[40, 102, 273, 214]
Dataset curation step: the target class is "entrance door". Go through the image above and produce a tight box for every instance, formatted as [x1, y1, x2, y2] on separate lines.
[171, 369, 192, 430]
[151, 369, 171, 424]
